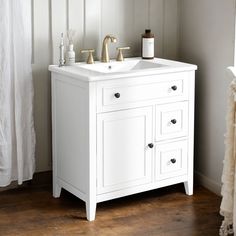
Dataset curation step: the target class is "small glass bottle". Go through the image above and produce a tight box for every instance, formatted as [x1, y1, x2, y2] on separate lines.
[142, 29, 154, 59]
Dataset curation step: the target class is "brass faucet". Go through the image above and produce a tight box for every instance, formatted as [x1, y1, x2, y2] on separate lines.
[101, 35, 117, 63]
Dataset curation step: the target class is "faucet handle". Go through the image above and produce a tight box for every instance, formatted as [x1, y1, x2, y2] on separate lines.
[116, 47, 130, 61]
[81, 49, 95, 64]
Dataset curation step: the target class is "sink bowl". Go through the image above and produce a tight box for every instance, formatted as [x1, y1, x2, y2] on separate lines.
[49, 57, 198, 82]
[77, 59, 167, 74]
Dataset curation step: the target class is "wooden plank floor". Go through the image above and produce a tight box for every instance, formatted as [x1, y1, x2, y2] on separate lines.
[0, 183, 222, 236]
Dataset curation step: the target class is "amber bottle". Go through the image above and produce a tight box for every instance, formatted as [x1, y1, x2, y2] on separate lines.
[142, 29, 154, 59]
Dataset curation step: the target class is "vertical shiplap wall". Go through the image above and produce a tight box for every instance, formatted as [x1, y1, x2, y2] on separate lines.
[51, 0, 84, 63]
[33, 0, 180, 172]
[100, 0, 179, 59]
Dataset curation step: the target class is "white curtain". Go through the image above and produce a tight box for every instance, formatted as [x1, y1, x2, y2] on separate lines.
[0, 0, 35, 186]
[220, 67, 236, 235]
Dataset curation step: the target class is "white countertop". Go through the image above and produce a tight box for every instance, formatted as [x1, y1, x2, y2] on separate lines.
[49, 57, 197, 82]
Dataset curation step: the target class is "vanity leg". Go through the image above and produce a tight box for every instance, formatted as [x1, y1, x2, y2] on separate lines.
[86, 201, 97, 221]
[53, 182, 62, 198]
[184, 180, 193, 195]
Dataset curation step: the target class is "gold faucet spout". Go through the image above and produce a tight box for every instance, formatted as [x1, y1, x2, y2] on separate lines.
[101, 35, 117, 63]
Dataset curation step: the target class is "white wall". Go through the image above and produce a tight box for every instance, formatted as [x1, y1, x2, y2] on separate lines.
[33, 0, 180, 172]
[180, 0, 236, 194]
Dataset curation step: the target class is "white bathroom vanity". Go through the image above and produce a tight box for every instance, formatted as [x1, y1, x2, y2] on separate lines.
[49, 58, 197, 221]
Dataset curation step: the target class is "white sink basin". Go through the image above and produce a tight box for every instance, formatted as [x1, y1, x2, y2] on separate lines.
[77, 59, 167, 74]
[49, 57, 198, 82]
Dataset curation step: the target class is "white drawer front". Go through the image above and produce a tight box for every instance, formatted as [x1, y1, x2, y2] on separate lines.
[97, 72, 189, 112]
[155, 140, 188, 181]
[155, 101, 188, 141]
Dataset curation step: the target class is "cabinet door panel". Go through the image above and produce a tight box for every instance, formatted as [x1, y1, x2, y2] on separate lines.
[97, 107, 153, 194]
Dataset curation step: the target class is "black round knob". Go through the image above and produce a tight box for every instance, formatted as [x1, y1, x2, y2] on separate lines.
[114, 93, 120, 98]
[171, 85, 177, 91]
[171, 119, 177, 124]
[148, 143, 154, 149]
[171, 158, 176, 164]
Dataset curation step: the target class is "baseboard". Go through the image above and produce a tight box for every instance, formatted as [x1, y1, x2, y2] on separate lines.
[195, 171, 221, 196]
[0, 171, 52, 192]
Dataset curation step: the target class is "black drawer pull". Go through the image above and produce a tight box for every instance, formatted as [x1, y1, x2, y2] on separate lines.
[171, 119, 177, 124]
[114, 93, 120, 98]
[171, 85, 177, 91]
[170, 158, 176, 164]
[148, 143, 154, 149]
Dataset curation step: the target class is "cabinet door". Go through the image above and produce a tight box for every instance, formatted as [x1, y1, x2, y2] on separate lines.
[97, 107, 153, 194]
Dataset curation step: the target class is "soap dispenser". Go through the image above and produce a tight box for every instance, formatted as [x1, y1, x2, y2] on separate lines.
[66, 44, 75, 66]
[141, 29, 154, 59]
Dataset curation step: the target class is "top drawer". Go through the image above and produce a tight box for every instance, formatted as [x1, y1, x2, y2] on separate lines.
[97, 72, 189, 112]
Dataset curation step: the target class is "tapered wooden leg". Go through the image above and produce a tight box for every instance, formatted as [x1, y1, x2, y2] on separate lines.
[86, 201, 97, 221]
[184, 180, 193, 195]
[53, 183, 61, 198]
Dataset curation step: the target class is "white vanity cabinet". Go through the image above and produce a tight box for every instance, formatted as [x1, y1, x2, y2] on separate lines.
[50, 58, 197, 221]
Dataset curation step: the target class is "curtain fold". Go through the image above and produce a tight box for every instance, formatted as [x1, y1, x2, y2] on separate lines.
[220, 67, 236, 235]
[0, 0, 35, 186]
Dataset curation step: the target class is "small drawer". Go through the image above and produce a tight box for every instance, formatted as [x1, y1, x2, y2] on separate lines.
[155, 140, 188, 181]
[155, 101, 188, 141]
[97, 72, 189, 112]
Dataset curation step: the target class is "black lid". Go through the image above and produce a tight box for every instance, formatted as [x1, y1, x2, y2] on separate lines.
[145, 29, 151, 33]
